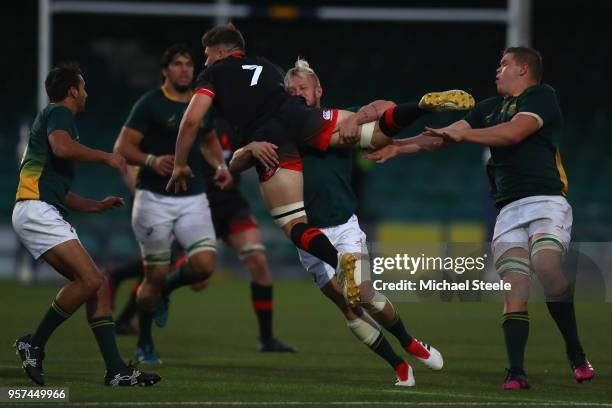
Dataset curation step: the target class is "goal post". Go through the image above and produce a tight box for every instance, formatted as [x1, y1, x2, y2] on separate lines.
[38, 0, 532, 110]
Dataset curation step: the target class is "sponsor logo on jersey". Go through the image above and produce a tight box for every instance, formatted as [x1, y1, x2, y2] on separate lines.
[322, 110, 332, 121]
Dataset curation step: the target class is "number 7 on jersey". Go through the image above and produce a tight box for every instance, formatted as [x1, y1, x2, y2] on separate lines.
[242, 65, 263, 86]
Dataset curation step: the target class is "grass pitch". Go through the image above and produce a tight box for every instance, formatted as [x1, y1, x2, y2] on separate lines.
[0, 277, 610, 407]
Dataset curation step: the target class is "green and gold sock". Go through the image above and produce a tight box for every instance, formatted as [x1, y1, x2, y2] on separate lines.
[89, 316, 126, 371]
[502, 311, 530, 370]
[30, 299, 73, 348]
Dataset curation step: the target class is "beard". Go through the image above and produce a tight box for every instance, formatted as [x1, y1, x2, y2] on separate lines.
[174, 83, 191, 93]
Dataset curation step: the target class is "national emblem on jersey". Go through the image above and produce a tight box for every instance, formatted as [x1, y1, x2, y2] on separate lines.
[322, 110, 332, 121]
[507, 103, 517, 116]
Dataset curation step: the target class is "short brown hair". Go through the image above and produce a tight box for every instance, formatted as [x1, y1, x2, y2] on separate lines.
[202, 23, 245, 51]
[503, 46, 543, 82]
[45, 63, 83, 102]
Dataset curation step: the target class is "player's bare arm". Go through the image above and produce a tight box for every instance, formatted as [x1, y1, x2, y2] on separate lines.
[365, 133, 444, 163]
[229, 141, 279, 173]
[115, 127, 174, 176]
[48, 130, 127, 175]
[166, 93, 213, 193]
[425, 114, 539, 146]
[65, 191, 124, 213]
[201, 129, 233, 189]
[337, 100, 397, 144]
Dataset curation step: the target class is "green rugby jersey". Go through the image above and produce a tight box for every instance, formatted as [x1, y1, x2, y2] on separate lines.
[301, 106, 359, 228]
[464, 84, 568, 205]
[16, 104, 79, 214]
[125, 88, 206, 196]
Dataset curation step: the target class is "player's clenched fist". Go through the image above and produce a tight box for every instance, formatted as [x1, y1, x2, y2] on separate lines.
[151, 154, 175, 176]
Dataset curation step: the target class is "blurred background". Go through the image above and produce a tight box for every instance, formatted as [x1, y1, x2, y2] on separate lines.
[1, 0, 610, 282]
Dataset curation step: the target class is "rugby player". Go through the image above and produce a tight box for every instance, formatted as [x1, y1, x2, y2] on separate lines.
[198, 116, 295, 352]
[12, 64, 160, 386]
[280, 58, 450, 386]
[369, 47, 594, 389]
[114, 44, 231, 363]
[167, 24, 474, 303]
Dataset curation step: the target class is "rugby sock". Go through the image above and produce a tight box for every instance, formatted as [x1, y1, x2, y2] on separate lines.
[546, 302, 585, 363]
[290, 222, 338, 269]
[370, 333, 404, 369]
[163, 259, 200, 295]
[30, 299, 72, 348]
[108, 259, 143, 286]
[383, 313, 414, 349]
[137, 309, 154, 347]
[378, 103, 426, 136]
[89, 316, 127, 371]
[251, 282, 273, 340]
[502, 312, 529, 370]
[116, 283, 139, 325]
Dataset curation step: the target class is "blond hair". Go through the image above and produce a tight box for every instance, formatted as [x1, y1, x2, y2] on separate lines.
[284, 57, 320, 88]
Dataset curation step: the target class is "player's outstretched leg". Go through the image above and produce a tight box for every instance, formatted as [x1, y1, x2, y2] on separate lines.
[325, 91, 475, 151]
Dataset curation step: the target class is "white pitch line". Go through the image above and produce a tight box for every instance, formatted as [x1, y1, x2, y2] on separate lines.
[8, 401, 608, 407]
[384, 390, 612, 407]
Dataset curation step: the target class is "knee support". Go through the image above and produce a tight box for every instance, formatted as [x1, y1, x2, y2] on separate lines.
[495, 257, 531, 277]
[239, 243, 266, 260]
[361, 291, 390, 314]
[186, 238, 216, 258]
[359, 122, 376, 149]
[270, 202, 306, 227]
[530, 235, 566, 258]
[346, 315, 381, 347]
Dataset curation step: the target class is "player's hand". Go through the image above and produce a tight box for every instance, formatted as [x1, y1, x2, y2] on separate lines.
[337, 116, 361, 145]
[152, 155, 175, 176]
[166, 165, 193, 193]
[247, 141, 279, 169]
[424, 127, 464, 143]
[214, 166, 233, 190]
[96, 196, 125, 212]
[365, 143, 399, 163]
[105, 153, 128, 175]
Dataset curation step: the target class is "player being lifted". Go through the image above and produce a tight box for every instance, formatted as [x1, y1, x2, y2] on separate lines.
[277, 58, 446, 386]
[167, 23, 475, 303]
[115, 44, 231, 364]
[12, 64, 160, 386]
[368, 46, 594, 389]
